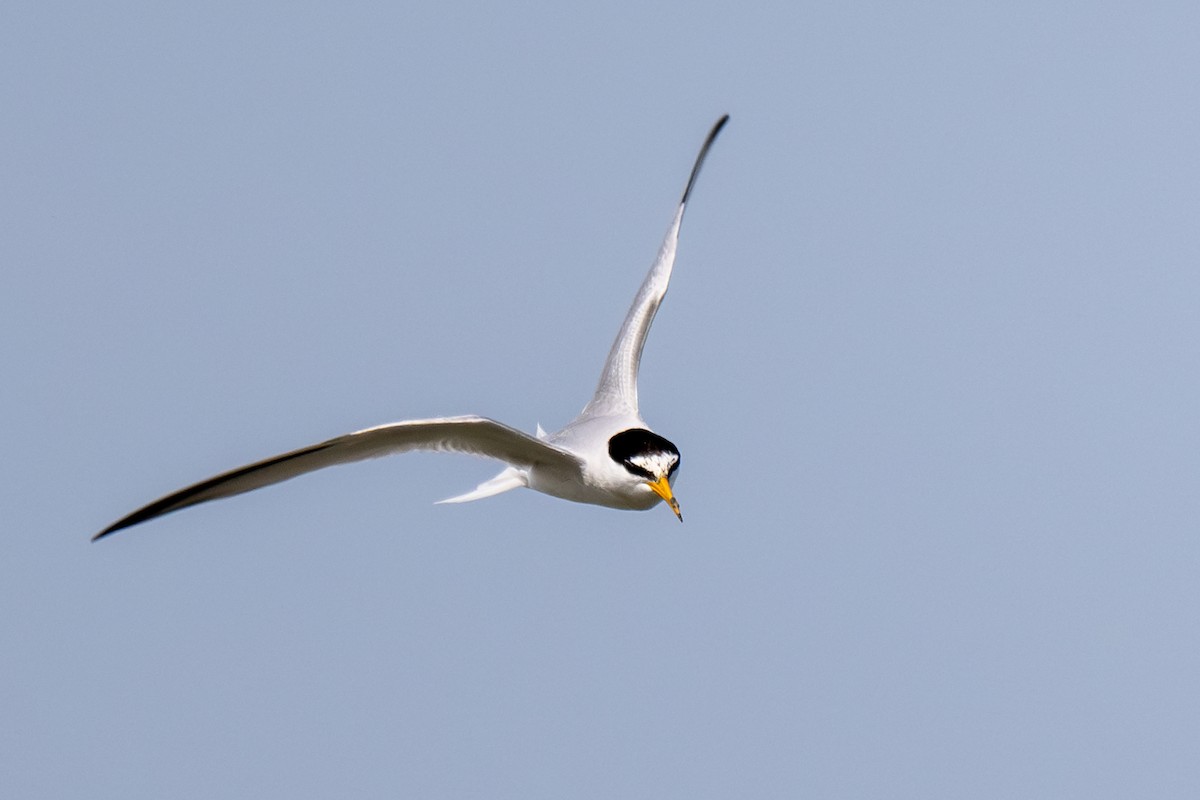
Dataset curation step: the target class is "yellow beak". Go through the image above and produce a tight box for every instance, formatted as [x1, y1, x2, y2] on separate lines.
[647, 475, 683, 522]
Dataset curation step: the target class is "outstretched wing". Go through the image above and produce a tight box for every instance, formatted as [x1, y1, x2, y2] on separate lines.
[582, 115, 729, 418]
[94, 416, 583, 539]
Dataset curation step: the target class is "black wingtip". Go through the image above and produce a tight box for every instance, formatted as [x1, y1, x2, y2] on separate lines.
[92, 514, 146, 542]
[92, 498, 182, 541]
[90, 439, 341, 542]
[679, 114, 730, 207]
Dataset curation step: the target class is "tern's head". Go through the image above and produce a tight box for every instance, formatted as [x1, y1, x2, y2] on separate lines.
[608, 428, 682, 521]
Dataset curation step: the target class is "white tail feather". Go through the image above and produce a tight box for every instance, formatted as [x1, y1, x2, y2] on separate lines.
[436, 466, 528, 504]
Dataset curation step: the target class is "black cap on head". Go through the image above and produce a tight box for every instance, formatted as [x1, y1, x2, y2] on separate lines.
[608, 428, 680, 479]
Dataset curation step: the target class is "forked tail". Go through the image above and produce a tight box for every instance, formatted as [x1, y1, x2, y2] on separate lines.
[436, 466, 528, 504]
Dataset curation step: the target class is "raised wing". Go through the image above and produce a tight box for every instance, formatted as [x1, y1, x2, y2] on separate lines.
[582, 115, 728, 418]
[93, 416, 582, 539]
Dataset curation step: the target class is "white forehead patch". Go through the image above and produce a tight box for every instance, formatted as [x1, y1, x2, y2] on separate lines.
[628, 451, 678, 478]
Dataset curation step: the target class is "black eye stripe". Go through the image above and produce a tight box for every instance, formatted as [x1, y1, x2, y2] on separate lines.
[625, 463, 653, 480]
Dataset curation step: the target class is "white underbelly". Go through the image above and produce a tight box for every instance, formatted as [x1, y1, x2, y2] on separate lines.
[528, 467, 660, 511]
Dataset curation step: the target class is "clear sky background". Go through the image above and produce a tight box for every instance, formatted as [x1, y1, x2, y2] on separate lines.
[3, 2, 1198, 797]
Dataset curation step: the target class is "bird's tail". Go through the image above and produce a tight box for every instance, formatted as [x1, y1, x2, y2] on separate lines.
[436, 466, 528, 504]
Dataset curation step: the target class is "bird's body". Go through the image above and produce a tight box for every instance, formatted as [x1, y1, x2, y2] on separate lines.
[94, 115, 728, 540]
[531, 412, 660, 510]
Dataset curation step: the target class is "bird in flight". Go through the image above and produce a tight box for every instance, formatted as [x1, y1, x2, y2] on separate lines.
[94, 115, 729, 540]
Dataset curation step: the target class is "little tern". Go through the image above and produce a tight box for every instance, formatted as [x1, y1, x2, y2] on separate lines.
[94, 115, 728, 540]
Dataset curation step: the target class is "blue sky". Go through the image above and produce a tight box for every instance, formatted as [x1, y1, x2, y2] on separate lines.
[3, 2, 1199, 797]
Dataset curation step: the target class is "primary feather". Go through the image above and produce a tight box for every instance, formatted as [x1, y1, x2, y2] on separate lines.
[93, 417, 580, 539]
[583, 114, 728, 417]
